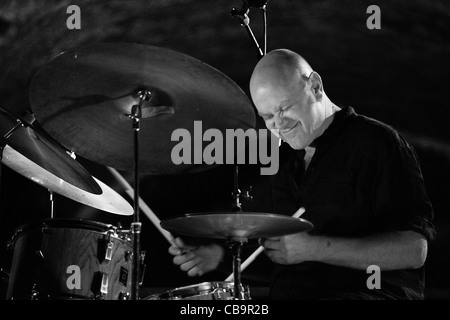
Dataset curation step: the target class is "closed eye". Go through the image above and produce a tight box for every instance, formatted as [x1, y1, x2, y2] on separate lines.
[279, 105, 292, 116]
[260, 105, 291, 121]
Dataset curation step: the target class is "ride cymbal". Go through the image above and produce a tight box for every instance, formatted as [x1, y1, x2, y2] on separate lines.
[29, 42, 256, 175]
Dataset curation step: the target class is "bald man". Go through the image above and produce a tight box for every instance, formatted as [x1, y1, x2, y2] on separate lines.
[169, 49, 435, 300]
[249, 49, 334, 150]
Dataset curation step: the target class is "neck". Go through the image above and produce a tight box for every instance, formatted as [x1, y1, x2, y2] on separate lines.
[315, 97, 340, 138]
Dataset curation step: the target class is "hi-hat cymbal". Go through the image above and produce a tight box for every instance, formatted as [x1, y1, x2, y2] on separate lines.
[161, 212, 314, 241]
[29, 42, 256, 175]
[0, 107, 133, 215]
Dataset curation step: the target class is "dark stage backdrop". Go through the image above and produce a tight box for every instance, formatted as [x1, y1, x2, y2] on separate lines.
[0, 0, 449, 299]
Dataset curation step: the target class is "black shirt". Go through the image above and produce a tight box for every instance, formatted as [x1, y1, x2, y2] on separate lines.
[269, 106, 436, 300]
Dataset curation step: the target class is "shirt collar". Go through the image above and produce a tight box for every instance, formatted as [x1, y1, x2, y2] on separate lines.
[310, 106, 356, 148]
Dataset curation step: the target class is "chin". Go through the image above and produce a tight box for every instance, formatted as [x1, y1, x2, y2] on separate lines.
[285, 140, 305, 150]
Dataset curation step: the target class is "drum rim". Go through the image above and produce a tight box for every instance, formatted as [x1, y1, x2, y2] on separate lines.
[146, 281, 241, 300]
[8, 218, 119, 247]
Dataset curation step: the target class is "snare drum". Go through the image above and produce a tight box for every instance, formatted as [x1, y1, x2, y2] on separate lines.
[144, 281, 251, 300]
[6, 218, 133, 300]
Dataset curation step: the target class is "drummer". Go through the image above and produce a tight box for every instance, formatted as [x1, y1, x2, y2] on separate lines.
[169, 49, 436, 300]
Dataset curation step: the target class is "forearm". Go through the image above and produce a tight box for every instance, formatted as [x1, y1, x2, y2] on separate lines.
[313, 230, 428, 271]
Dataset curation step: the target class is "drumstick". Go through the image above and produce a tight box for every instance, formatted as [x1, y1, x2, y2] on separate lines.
[224, 207, 306, 282]
[107, 167, 177, 246]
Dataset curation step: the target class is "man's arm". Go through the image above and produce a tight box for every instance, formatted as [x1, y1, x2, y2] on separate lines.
[261, 229, 428, 270]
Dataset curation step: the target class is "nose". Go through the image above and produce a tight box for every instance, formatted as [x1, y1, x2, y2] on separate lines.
[267, 113, 288, 130]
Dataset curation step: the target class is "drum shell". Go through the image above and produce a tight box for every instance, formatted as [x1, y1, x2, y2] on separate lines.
[7, 219, 133, 300]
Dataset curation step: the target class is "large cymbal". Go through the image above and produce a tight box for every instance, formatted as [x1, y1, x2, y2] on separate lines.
[0, 107, 101, 194]
[161, 212, 314, 241]
[29, 42, 256, 175]
[0, 107, 133, 215]
[2, 146, 133, 215]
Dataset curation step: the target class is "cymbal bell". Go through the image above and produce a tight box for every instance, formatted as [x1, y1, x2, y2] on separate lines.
[29, 42, 256, 175]
[0, 107, 133, 215]
[161, 212, 314, 241]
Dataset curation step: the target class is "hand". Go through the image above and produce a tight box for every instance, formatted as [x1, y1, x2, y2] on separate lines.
[168, 237, 225, 277]
[259, 232, 323, 265]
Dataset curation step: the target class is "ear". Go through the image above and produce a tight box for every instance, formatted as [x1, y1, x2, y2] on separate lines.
[309, 71, 323, 99]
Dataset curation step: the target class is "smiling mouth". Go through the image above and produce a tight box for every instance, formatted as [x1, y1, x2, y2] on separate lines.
[280, 123, 299, 135]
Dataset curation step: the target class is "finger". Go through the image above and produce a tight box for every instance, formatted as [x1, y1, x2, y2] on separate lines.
[173, 237, 187, 248]
[172, 251, 196, 265]
[187, 265, 203, 277]
[260, 238, 280, 250]
[172, 255, 185, 266]
[259, 237, 281, 245]
[180, 257, 201, 272]
[174, 237, 198, 251]
[168, 245, 183, 256]
[258, 238, 264, 246]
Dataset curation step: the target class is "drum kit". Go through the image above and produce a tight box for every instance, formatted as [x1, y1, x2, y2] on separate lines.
[0, 0, 314, 301]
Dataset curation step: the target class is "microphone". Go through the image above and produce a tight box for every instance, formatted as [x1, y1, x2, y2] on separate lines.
[230, 2, 250, 25]
[247, 0, 268, 9]
[233, 0, 268, 11]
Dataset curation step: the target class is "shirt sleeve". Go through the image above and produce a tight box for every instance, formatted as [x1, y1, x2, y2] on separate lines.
[368, 130, 436, 242]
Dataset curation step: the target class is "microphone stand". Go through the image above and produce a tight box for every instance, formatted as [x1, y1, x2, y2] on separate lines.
[230, 0, 268, 59]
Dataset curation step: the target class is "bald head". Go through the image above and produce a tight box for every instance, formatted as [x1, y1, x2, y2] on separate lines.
[249, 49, 314, 105]
[248, 49, 336, 150]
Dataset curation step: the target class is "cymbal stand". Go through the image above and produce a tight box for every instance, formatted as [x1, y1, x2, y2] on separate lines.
[49, 191, 54, 218]
[231, 165, 253, 212]
[229, 165, 252, 299]
[227, 237, 248, 300]
[231, 165, 242, 212]
[128, 89, 151, 300]
[229, 2, 266, 296]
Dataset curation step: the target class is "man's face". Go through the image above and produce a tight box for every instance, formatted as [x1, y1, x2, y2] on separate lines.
[252, 80, 323, 150]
